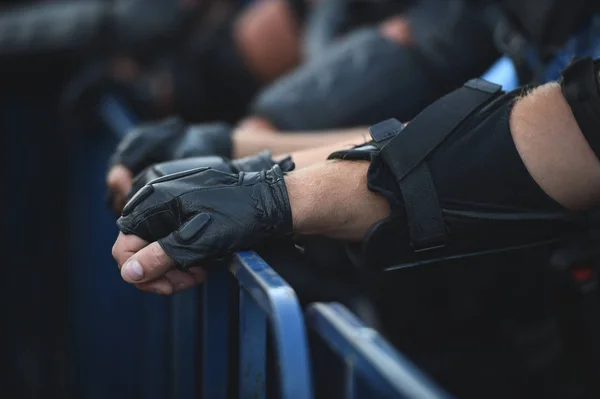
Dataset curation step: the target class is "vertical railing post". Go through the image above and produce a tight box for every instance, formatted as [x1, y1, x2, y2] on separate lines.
[239, 291, 267, 399]
[202, 266, 230, 398]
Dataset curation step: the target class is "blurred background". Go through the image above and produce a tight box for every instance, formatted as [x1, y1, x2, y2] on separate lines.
[2, 0, 600, 398]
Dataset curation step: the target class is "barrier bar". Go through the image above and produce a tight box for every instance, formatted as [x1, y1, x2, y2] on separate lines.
[306, 302, 451, 399]
[204, 251, 313, 399]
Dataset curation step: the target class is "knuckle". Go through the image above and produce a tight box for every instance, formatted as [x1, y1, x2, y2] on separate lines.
[148, 243, 167, 270]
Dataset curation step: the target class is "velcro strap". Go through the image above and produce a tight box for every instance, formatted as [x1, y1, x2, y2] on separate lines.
[371, 78, 502, 250]
[561, 57, 600, 162]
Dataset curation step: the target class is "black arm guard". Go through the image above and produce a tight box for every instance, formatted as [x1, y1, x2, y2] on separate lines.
[560, 57, 600, 162]
[331, 79, 592, 270]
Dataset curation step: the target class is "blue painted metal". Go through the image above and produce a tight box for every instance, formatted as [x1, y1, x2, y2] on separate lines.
[98, 95, 137, 137]
[239, 289, 267, 399]
[202, 266, 230, 399]
[306, 303, 451, 399]
[170, 288, 200, 399]
[481, 56, 519, 91]
[228, 251, 313, 399]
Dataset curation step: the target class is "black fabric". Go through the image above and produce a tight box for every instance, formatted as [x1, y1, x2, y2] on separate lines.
[168, 17, 260, 123]
[303, 0, 410, 60]
[351, 87, 587, 269]
[407, 0, 500, 91]
[490, 0, 598, 50]
[560, 57, 600, 162]
[373, 80, 502, 250]
[251, 28, 455, 130]
[0, 0, 198, 61]
[117, 166, 293, 269]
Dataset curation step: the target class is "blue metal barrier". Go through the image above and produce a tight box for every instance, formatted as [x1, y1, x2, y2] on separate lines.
[481, 56, 519, 91]
[306, 303, 451, 399]
[203, 251, 313, 399]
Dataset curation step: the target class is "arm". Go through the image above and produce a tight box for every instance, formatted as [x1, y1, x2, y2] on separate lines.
[107, 126, 370, 209]
[112, 79, 600, 295]
[232, 127, 370, 159]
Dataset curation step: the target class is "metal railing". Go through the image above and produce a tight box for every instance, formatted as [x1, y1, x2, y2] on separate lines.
[202, 252, 313, 399]
[306, 302, 451, 399]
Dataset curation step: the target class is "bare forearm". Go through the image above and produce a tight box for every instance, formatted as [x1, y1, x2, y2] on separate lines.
[274, 134, 370, 169]
[283, 82, 600, 243]
[286, 160, 390, 241]
[232, 127, 370, 159]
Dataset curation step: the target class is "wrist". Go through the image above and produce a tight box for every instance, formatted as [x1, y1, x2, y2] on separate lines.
[285, 161, 390, 241]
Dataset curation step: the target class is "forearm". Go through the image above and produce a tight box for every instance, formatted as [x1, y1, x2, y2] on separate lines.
[232, 127, 370, 159]
[286, 160, 390, 241]
[284, 81, 600, 243]
[275, 133, 371, 169]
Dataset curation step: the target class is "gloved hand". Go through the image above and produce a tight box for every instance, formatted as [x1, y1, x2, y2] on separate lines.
[124, 151, 295, 211]
[106, 117, 234, 211]
[117, 165, 293, 269]
[110, 117, 234, 175]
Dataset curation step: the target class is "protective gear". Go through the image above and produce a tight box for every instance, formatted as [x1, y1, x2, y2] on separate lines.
[560, 56, 600, 162]
[252, 7, 497, 131]
[117, 165, 293, 269]
[128, 151, 295, 199]
[334, 79, 591, 270]
[0, 0, 199, 61]
[109, 117, 233, 176]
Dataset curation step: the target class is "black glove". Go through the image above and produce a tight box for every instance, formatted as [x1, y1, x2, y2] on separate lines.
[110, 117, 233, 176]
[117, 165, 293, 269]
[128, 151, 295, 200]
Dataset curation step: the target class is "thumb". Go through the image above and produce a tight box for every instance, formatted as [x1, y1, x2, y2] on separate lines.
[121, 241, 177, 283]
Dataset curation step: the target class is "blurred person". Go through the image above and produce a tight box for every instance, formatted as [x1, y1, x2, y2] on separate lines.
[106, 0, 499, 208]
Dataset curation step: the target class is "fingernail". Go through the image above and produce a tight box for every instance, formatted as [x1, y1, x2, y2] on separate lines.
[123, 259, 144, 281]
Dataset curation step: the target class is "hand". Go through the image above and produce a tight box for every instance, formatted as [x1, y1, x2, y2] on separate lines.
[112, 151, 294, 215]
[112, 234, 207, 295]
[106, 117, 233, 210]
[111, 160, 391, 294]
[116, 165, 293, 271]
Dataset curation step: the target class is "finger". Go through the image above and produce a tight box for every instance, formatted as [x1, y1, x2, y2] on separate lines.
[164, 267, 207, 294]
[112, 232, 149, 267]
[107, 165, 133, 207]
[135, 276, 173, 295]
[121, 242, 177, 284]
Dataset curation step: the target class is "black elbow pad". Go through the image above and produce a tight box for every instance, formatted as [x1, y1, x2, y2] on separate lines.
[331, 79, 592, 270]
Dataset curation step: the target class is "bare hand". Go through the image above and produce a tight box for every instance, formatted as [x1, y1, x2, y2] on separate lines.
[112, 232, 206, 295]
